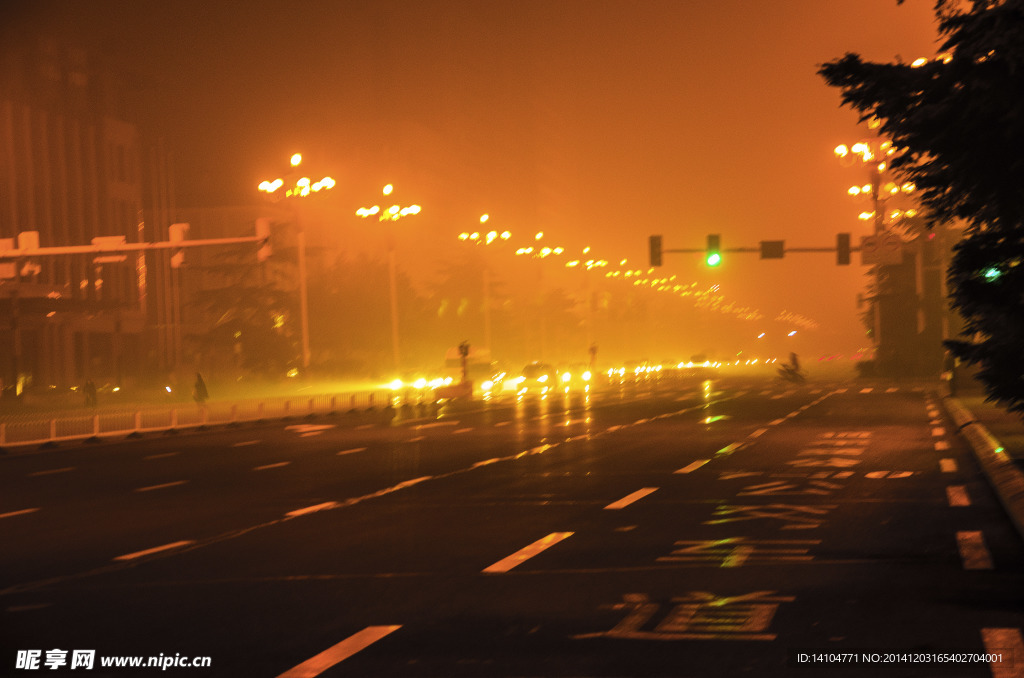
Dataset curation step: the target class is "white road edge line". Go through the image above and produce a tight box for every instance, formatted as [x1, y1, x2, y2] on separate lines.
[286, 502, 339, 518]
[277, 625, 402, 678]
[605, 487, 659, 510]
[114, 540, 194, 562]
[483, 532, 574, 573]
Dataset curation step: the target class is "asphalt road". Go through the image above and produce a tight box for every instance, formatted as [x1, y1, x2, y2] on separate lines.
[2, 374, 1023, 677]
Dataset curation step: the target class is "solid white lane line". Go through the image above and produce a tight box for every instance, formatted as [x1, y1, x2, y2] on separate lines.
[276, 625, 402, 678]
[957, 531, 993, 570]
[114, 540, 194, 562]
[134, 480, 188, 493]
[483, 532, 574, 573]
[940, 458, 958, 473]
[254, 462, 291, 471]
[472, 458, 501, 468]
[28, 467, 75, 477]
[416, 421, 459, 429]
[0, 508, 39, 520]
[337, 447, 367, 456]
[935, 440, 951, 451]
[604, 488, 659, 510]
[675, 459, 710, 474]
[947, 485, 971, 507]
[144, 452, 179, 459]
[286, 502, 338, 518]
[981, 628, 1024, 678]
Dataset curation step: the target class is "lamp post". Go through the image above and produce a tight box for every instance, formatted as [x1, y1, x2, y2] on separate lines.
[357, 184, 421, 373]
[258, 153, 335, 370]
[515, 232, 565, 360]
[834, 133, 918, 360]
[457, 215, 512, 354]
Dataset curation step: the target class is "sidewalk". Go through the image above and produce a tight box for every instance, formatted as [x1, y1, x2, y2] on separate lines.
[942, 376, 1024, 543]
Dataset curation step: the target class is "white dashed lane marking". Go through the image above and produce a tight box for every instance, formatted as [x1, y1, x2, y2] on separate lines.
[982, 628, 1024, 678]
[935, 440, 951, 451]
[957, 531, 993, 570]
[604, 488, 658, 510]
[0, 508, 39, 520]
[254, 462, 291, 471]
[483, 532, 574, 573]
[134, 480, 188, 493]
[337, 447, 367, 456]
[27, 467, 75, 477]
[947, 485, 971, 507]
[276, 625, 402, 678]
[940, 458, 958, 473]
[675, 459, 710, 474]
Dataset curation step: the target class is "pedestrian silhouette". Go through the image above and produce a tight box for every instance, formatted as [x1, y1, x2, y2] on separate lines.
[83, 379, 97, 408]
[192, 373, 208, 404]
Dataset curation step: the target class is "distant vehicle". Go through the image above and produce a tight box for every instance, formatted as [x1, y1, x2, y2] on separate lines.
[558, 363, 593, 393]
[517, 362, 558, 396]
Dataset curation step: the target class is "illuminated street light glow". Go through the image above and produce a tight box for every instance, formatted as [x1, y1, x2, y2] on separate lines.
[480, 214, 489, 223]
[383, 184, 394, 196]
[290, 153, 302, 167]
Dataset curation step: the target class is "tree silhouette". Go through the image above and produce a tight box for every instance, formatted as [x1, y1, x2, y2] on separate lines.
[820, 0, 1024, 417]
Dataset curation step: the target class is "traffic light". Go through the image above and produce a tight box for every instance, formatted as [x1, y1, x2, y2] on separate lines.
[649, 235, 663, 267]
[706, 234, 721, 266]
[836, 232, 851, 265]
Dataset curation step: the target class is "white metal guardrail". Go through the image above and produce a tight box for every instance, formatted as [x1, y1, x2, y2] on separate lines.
[0, 390, 394, 449]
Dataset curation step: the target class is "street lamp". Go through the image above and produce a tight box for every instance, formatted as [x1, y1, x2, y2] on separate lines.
[358, 185, 422, 373]
[258, 154, 335, 370]
[457, 215, 512, 354]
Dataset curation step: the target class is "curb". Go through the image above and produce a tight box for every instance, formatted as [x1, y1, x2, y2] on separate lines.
[942, 395, 1024, 544]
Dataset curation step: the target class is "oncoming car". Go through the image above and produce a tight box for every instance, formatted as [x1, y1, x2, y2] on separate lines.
[516, 362, 558, 396]
[559, 364, 593, 393]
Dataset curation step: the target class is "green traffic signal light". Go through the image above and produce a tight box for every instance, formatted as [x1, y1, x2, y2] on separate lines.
[706, 234, 721, 267]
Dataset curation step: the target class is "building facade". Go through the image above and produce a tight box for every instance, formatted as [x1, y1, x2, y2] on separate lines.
[0, 37, 147, 393]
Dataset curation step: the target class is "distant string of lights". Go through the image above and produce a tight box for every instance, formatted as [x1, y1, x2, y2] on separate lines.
[452, 227, 824, 327]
